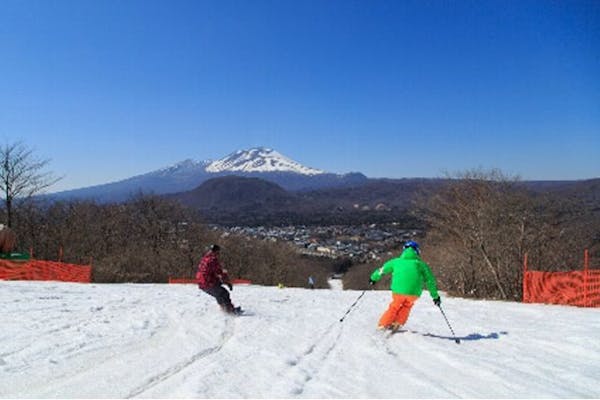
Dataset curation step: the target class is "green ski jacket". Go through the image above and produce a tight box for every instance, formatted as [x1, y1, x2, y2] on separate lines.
[370, 247, 439, 298]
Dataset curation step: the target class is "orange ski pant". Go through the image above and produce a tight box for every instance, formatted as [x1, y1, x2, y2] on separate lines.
[378, 294, 419, 327]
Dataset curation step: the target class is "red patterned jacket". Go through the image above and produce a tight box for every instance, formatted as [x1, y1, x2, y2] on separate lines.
[196, 251, 229, 289]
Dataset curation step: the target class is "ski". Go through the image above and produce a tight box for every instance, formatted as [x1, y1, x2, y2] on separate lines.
[385, 327, 406, 338]
[378, 324, 405, 338]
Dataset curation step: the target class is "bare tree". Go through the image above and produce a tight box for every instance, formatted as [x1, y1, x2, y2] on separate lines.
[415, 168, 593, 300]
[0, 141, 61, 227]
[416, 169, 532, 299]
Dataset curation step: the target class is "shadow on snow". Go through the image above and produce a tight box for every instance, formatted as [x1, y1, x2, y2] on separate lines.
[413, 331, 508, 342]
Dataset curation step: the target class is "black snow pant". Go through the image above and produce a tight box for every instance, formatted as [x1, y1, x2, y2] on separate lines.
[201, 284, 233, 311]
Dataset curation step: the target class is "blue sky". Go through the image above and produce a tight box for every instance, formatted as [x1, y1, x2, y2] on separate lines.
[1, 0, 598, 192]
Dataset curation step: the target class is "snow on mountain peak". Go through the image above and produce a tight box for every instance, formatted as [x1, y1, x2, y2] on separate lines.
[205, 147, 325, 175]
[154, 159, 209, 176]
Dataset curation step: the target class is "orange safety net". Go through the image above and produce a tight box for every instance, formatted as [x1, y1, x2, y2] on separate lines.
[168, 277, 252, 285]
[523, 270, 600, 307]
[0, 259, 92, 283]
[522, 250, 599, 308]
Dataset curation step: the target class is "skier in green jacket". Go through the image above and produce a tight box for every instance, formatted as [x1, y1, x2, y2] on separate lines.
[370, 241, 441, 330]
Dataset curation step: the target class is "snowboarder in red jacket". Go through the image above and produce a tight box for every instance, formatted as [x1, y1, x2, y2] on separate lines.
[196, 244, 241, 315]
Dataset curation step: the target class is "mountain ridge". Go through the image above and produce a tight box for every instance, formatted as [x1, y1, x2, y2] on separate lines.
[46, 147, 600, 212]
[49, 147, 367, 202]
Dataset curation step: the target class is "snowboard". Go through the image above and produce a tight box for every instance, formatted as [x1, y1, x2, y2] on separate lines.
[223, 306, 254, 316]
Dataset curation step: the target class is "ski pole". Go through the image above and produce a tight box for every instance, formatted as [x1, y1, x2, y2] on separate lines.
[438, 304, 460, 344]
[339, 290, 366, 322]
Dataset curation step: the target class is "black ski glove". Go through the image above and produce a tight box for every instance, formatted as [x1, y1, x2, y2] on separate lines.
[433, 296, 441, 306]
[369, 279, 376, 286]
[226, 282, 233, 291]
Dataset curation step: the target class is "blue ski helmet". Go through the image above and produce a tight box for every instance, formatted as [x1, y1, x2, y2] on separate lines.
[403, 241, 420, 255]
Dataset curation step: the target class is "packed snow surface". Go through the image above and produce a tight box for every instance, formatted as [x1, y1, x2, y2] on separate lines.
[1, 281, 599, 398]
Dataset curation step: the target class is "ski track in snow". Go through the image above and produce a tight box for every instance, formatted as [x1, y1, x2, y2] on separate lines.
[276, 320, 343, 396]
[127, 316, 235, 398]
[1, 281, 599, 398]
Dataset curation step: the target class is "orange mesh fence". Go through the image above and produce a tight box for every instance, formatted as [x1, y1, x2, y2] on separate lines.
[168, 277, 252, 285]
[231, 279, 252, 285]
[0, 259, 29, 281]
[523, 249, 600, 307]
[523, 270, 600, 307]
[0, 259, 92, 283]
[169, 277, 197, 284]
[586, 271, 600, 307]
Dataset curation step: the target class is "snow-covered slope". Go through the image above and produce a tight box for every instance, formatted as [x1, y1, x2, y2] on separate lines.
[206, 147, 325, 175]
[1, 281, 598, 398]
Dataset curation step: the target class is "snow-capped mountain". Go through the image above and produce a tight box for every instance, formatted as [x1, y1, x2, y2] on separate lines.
[154, 159, 210, 176]
[48, 147, 367, 203]
[206, 147, 324, 175]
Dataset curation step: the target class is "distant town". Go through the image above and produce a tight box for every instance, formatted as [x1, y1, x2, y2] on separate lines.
[212, 223, 420, 263]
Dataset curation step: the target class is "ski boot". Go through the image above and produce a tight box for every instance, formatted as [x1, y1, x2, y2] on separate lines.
[377, 323, 403, 334]
[232, 306, 243, 315]
[221, 304, 243, 315]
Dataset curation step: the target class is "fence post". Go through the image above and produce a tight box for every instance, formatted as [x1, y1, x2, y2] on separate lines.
[29, 247, 34, 259]
[522, 253, 528, 303]
[58, 246, 63, 262]
[584, 249, 589, 307]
